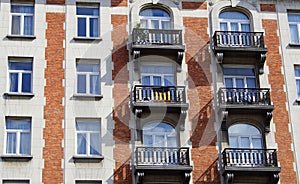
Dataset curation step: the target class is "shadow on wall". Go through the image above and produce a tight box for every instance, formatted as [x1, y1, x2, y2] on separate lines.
[195, 157, 220, 184]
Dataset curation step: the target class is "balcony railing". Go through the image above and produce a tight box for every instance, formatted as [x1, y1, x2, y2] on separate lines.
[218, 88, 271, 106]
[213, 31, 266, 49]
[136, 147, 190, 166]
[132, 85, 186, 104]
[222, 148, 278, 168]
[132, 28, 183, 46]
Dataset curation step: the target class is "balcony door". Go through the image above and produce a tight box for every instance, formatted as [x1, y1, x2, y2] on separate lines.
[139, 8, 171, 30]
[219, 11, 251, 45]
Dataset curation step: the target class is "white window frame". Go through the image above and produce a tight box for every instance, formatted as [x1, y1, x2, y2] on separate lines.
[76, 5, 100, 38]
[223, 66, 256, 88]
[139, 8, 171, 30]
[140, 64, 175, 86]
[10, 3, 34, 36]
[219, 11, 250, 32]
[76, 59, 100, 95]
[8, 58, 33, 94]
[4, 118, 31, 156]
[295, 66, 300, 100]
[288, 12, 300, 44]
[75, 119, 101, 156]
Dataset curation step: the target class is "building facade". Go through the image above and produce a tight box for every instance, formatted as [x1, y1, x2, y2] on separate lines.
[0, 0, 299, 183]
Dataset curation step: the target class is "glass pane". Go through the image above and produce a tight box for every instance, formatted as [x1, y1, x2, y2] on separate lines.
[9, 73, 19, 92]
[229, 124, 260, 135]
[6, 119, 31, 130]
[241, 24, 250, 32]
[90, 133, 100, 155]
[153, 76, 162, 86]
[78, 18, 86, 37]
[290, 24, 299, 43]
[12, 16, 21, 35]
[224, 68, 255, 76]
[167, 136, 177, 147]
[90, 18, 99, 37]
[76, 122, 100, 131]
[229, 136, 238, 148]
[77, 133, 87, 154]
[288, 13, 300, 22]
[77, 63, 99, 72]
[240, 137, 251, 148]
[252, 138, 262, 149]
[77, 7, 99, 16]
[11, 5, 34, 13]
[246, 78, 256, 88]
[20, 133, 31, 154]
[77, 75, 86, 93]
[295, 68, 300, 77]
[220, 22, 228, 31]
[6, 133, 16, 154]
[219, 11, 249, 20]
[162, 21, 171, 29]
[24, 16, 33, 35]
[143, 134, 153, 147]
[140, 19, 148, 28]
[90, 75, 99, 94]
[236, 78, 244, 88]
[164, 76, 174, 86]
[141, 76, 150, 85]
[297, 80, 300, 99]
[139, 8, 170, 17]
[154, 135, 164, 147]
[230, 23, 239, 31]
[9, 62, 32, 70]
[150, 20, 159, 29]
[22, 73, 32, 93]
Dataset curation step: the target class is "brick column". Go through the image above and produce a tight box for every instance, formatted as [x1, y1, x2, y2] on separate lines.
[43, 13, 65, 184]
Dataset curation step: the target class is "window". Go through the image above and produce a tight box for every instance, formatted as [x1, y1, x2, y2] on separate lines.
[295, 66, 300, 100]
[76, 5, 99, 38]
[288, 13, 300, 44]
[5, 118, 31, 155]
[139, 8, 171, 29]
[76, 59, 100, 95]
[75, 181, 101, 184]
[76, 119, 101, 156]
[11, 3, 34, 36]
[224, 67, 256, 88]
[8, 58, 33, 93]
[228, 124, 262, 149]
[141, 64, 174, 86]
[3, 180, 30, 184]
[143, 122, 177, 147]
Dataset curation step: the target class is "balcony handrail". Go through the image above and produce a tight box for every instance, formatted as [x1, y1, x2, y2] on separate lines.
[132, 85, 186, 104]
[132, 28, 183, 46]
[135, 147, 190, 166]
[222, 148, 278, 167]
[218, 87, 271, 106]
[213, 31, 266, 49]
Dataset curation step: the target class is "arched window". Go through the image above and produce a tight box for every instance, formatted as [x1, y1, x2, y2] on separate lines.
[219, 11, 250, 32]
[139, 8, 171, 29]
[228, 124, 262, 149]
[143, 122, 177, 147]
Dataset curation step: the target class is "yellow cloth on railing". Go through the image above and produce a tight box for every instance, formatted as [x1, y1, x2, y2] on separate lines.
[154, 91, 171, 101]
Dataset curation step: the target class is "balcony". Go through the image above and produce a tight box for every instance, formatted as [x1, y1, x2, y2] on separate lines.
[218, 88, 274, 132]
[131, 85, 188, 112]
[131, 28, 185, 63]
[135, 147, 193, 183]
[212, 31, 268, 73]
[222, 148, 280, 183]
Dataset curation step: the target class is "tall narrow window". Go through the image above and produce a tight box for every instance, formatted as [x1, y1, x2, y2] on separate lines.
[288, 13, 300, 44]
[76, 5, 99, 38]
[8, 58, 33, 93]
[5, 118, 31, 155]
[76, 119, 101, 156]
[76, 59, 100, 95]
[295, 66, 300, 100]
[11, 3, 34, 36]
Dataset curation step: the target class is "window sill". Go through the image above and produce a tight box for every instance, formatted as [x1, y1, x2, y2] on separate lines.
[73, 37, 102, 42]
[1, 155, 33, 162]
[6, 35, 36, 40]
[72, 94, 103, 100]
[72, 155, 104, 163]
[4, 92, 34, 99]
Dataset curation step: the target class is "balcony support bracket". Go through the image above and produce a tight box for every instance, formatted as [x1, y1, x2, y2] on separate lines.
[137, 171, 144, 183]
[265, 111, 272, 132]
[133, 50, 140, 59]
[216, 52, 224, 64]
[135, 109, 142, 119]
[225, 172, 234, 184]
[184, 172, 191, 184]
[259, 53, 266, 74]
[221, 110, 229, 131]
[179, 110, 187, 131]
[273, 173, 280, 184]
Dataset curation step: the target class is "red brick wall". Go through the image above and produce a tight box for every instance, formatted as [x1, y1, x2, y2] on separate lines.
[182, 2, 207, 10]
[46, 0, 65, 5]
[183, 17, 219, 183]
[260, 4, 276, 12]
[111, 15, 131, 184]
[263, 19, 297, 183]
[43, 13, 65, 184]
[111, 0, 127, 7]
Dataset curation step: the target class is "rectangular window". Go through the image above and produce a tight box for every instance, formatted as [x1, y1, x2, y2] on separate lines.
[5, 118, 31, 155]
[76, 4, 99, 38]
[140, 65, 174, 86]
[3, 180, 30, 184]
[76, 119, 101, 156]
[76, 59, 100, 95]
[288, 13, 300, 44]
[8, 58, 33, 93]
[295, 66, 300, 99]
[11, 3, 34, 36]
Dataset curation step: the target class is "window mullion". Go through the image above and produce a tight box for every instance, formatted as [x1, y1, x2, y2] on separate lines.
[16, 131, 21, 154]
[87, 132, 90, 155]
[18, 71, 23, 92]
